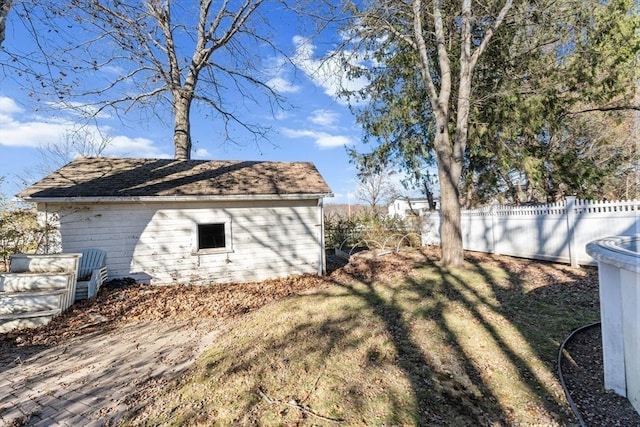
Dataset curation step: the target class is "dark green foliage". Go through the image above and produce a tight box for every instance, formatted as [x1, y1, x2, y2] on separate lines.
[343, 0, 639, 207]
[464, 0, 639, 204]
[344, 35, 436, 191]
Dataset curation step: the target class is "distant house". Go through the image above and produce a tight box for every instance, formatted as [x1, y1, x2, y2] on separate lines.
[388, 197, 436, 219]
[18, 157, 333, 285]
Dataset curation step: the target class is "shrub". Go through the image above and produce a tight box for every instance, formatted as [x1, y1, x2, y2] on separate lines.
[0, 204, 51, 270]
[324, 210, 422, 251]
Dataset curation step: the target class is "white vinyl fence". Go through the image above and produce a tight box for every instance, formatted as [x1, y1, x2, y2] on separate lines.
[422, 197, 640, 266]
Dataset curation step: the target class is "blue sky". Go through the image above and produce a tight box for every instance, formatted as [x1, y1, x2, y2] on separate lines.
[0, 4, 419, 205]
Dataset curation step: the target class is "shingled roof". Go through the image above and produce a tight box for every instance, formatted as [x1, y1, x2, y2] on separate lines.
[18, 157, 333, 200]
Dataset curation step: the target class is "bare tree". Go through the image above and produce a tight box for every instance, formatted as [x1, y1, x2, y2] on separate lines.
[413, 0, 511, 265]
[14, 127, 112, 190]
[37, 127, 112, 174]
[7, 0, 286, 159]
[346, 0, 512, 266]
[355, 164, 397, 215]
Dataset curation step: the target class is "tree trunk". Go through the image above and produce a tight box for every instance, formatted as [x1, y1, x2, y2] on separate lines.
[434, 119, 464, 267]
[440, 20, 474, 266]
[0, 0, 11, 48]
[174, 93, 193, 160]
[422, 178, 436, 211]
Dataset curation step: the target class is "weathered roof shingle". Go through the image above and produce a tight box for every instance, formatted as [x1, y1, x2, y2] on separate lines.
[18, 157, 332, 199]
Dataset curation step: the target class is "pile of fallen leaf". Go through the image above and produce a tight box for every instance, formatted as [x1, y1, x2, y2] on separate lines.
[335, 249, 426, 281]
[3, 273, 331, 347]
[2, 248, 431, 348]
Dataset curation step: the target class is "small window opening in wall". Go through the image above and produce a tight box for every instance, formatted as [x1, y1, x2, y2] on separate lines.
[198, 223, 226, 250]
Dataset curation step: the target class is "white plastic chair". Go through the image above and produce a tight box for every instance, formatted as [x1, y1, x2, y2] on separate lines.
[75, 249, 108, 300]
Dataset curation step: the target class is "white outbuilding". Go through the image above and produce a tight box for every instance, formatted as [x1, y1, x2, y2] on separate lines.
[388, 197, 436, 218]
[18, 157, 333, 285]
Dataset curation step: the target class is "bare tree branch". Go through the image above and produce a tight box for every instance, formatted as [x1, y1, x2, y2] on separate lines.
[6, 0, 283, 160]
[469, 0, 513, 70]
[568, 105, 640, 114]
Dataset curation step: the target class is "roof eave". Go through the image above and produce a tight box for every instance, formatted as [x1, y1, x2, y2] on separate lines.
[20, 193, 334, 204]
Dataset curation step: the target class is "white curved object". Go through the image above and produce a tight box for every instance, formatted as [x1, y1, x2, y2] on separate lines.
[586, 235, 640, 414]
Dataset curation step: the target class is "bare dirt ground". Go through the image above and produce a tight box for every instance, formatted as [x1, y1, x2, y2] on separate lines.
[1, 248, 638, 426]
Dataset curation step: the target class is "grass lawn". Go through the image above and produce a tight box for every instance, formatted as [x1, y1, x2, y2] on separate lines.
[127, 248, 599, 426]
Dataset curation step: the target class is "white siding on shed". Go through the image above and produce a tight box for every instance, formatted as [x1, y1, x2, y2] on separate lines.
[41, 199, 324, 285]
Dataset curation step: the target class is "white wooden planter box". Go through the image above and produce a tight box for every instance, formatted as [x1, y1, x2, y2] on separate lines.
[0, 253, 81, 333]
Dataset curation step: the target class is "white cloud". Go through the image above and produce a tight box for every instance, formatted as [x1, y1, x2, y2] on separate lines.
[267, 77, 302, 94]
[291, 36, 368, 104]
[0, 97, 24, 115]
[102, 136, 170, 158]
[193, 147, 212, 158]
[100, 65, 125, 75]
[281, 127, 352, 149]
[262, 53, 302, 95]
[309, 109, 340, 127]
[274, 110, 291, 121]
[279, 106, 354, 149]
[0, 117, 71, 148]
[0, 96, 170, 158]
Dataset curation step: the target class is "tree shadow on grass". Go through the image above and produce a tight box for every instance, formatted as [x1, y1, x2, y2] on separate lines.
[329, 264, 502, 425]
[327, 247, 599, 425]
[148, 247, 600, 426]
[468, 252, 600, 360]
